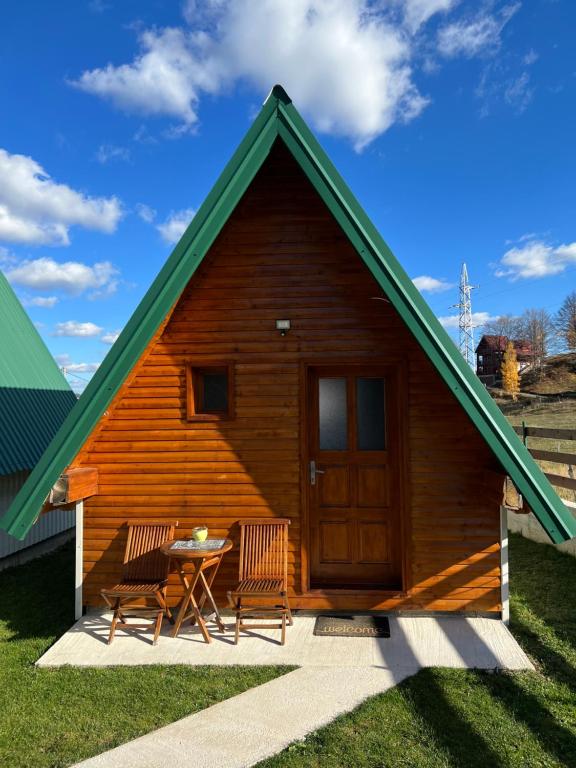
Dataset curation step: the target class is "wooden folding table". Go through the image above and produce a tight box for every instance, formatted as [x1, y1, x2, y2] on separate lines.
[161, 538, 233, 643]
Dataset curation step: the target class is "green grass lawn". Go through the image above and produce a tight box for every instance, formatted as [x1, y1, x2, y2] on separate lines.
[3, 535, 576, 768]
[259, 533, 576, 768]
[0, 542, 289, 768]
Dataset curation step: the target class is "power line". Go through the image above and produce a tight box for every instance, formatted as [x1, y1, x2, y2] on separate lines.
[60, 367, 91, 383]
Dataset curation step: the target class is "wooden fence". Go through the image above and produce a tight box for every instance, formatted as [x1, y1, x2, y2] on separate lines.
[513, 424, 576, 494]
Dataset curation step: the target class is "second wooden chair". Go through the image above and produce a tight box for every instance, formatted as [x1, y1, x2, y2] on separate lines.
[228, 518, 292, 645]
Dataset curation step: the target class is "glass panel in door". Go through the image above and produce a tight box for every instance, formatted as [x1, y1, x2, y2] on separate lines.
[319, 378, 348, 450]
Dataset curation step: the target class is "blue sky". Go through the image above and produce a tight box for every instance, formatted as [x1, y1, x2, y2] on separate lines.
[1, 0, 574, 391]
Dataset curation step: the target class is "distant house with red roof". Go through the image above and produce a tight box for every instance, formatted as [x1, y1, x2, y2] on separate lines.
[476, 335, 533, 384]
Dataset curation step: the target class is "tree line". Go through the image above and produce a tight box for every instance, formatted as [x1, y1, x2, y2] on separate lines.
[481, 290, 576, 371]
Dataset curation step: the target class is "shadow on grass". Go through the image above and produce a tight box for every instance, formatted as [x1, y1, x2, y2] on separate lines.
[0, 541, 74, 644]
[511, 607, 576, 689]
[509, 533, 576, 655]
[400, 668, 506, 768]
[479, 669, 576, 767]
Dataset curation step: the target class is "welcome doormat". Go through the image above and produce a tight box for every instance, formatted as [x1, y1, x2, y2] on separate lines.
[313, 615, 390, 638]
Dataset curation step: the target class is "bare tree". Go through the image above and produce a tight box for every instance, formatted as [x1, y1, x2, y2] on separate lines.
[554, 291, 576, 352]
[481, 315, 523, 340]
[519, 308, 554, 372]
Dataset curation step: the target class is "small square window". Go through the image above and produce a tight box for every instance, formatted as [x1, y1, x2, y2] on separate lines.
[186, 363, 234, 421]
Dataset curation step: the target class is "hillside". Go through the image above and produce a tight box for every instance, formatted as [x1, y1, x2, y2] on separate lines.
[522, 352, 576, 396]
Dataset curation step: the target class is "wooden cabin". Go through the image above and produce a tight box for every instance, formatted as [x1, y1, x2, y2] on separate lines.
[0, 272, 77, 567]
[2, 86, 574, 620]
[476, 335, 533, 385]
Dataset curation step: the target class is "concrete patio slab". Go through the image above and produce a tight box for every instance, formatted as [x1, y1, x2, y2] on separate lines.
[37, 613, 533, 671]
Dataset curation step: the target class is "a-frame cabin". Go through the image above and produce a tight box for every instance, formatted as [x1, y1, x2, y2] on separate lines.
[2, 86, 574, 618]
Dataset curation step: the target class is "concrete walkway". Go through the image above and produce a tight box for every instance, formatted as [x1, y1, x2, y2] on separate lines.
[73, 666, 415, 768]
[40, 614, 532, 768]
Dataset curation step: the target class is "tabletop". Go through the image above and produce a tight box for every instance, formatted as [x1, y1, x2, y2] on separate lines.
[160, 538, 233, 560]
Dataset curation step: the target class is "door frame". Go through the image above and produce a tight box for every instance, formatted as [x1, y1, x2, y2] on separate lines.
[299, 358, 411, 598]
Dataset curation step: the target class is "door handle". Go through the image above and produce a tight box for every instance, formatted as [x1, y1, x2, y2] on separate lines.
[310, 460, 325, 486]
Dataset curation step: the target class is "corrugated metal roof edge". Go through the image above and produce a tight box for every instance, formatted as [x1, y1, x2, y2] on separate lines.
[0, 271, 72, 391]
[0, 388, 77, 475]
[1, 84, 574, 543]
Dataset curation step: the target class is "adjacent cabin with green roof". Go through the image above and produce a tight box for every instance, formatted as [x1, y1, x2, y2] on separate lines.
[0, 271, 77, 565]
[1, 86, 574, 616]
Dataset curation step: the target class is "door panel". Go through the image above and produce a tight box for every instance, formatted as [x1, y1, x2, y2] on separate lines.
[319, 465, 350, 507]
[357, 465, 389, 507]
[358, 521, 390, 564]
[319, 521, 351, 562]
[308, 365, 402, 590]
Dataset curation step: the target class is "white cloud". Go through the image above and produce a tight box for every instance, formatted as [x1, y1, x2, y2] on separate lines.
[437, 3, 519, 59]
[101, 329, 121, 344]
[67, 362, 100, 373]
[54, 321, 104, 337]
[157, 207, 195, 244]
[495, 238, 576, 280]
[504, 71, 533, 113]
[96, 144, 131, 164]
[523, 49, 538, 66]
[438, 311, 496, 329]
[22, 295, 59, 308]
[476, 69, 533, 119]
[413, 275, 454, 293]
[89, 0, 109, 12]
[0, 148, 122, 246]
[133, 125, 158, 145]
[55, 353, 101, 374]
[401, 0, 460, 33]
[5, 257, 119, 296]
[0, 207, 69, 246]
[71, 1, 431, 149]
[0, 245, 13, 263]
[136, 203, 157, 223]
[71, 27, 213, 130]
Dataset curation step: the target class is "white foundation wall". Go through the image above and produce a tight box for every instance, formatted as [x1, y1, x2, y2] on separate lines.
[508, 503, 576, 557]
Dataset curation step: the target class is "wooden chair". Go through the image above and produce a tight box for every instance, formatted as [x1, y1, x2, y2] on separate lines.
[228, 519, 292, 645]
[101, 521, 177, 645]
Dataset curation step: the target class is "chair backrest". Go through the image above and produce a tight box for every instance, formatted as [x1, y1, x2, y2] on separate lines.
[237, 519, 290, 584]
[122, 521, 177, 583]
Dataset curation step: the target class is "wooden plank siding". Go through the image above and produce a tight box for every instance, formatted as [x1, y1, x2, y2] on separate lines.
[73, 142, 502, 613]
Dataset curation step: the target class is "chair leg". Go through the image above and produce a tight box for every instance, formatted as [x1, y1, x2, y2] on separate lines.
[283, 594, 293, 626]
[234, 598, 241, 645]
[153, 611, 163, 645]
[108, 598, 121, 645]
[156, 589, 173, 624]
[281, 611, 286, 645]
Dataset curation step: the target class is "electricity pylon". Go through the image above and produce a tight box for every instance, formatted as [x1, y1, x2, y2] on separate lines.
[452, 263, 477, 368]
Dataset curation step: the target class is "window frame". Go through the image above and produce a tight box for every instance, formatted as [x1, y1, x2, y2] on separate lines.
[186, 362, 235, 421]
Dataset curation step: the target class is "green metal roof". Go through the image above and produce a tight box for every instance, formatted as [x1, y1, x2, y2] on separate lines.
[1, 85, 574, 543]
[0, 271, 76, 475]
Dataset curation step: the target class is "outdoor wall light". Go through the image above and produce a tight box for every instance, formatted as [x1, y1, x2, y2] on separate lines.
[275, 319, 291, 336]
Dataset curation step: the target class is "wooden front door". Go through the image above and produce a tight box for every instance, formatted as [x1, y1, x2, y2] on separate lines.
[307, 366, 403, 590]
